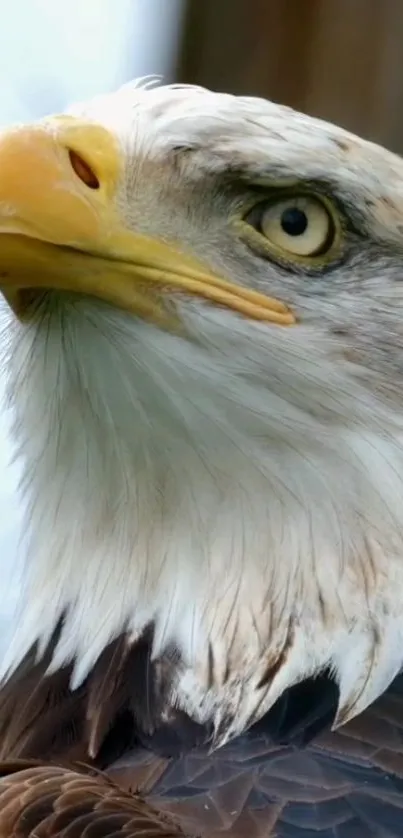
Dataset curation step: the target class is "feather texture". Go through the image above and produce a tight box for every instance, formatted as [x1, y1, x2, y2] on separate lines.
[1, 635, 403, 836]
[0, 762, 184, 838]
[3, 80, 403, 836]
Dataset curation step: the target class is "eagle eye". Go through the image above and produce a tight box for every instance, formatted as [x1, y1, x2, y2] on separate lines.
[247, 194, 335, 258]
[238, 188, 347, 268]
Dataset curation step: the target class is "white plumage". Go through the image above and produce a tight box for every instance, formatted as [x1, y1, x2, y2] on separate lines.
[2, 80, 403, 748]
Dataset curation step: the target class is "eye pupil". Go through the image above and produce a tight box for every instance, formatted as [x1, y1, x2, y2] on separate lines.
[281, 207, 308, 237]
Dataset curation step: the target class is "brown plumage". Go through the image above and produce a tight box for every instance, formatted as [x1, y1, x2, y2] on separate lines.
[1, 633, 403, 836]
[0, 762, 184, 838]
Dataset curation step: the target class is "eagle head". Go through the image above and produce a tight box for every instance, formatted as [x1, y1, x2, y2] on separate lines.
[1, 80, 403, 751]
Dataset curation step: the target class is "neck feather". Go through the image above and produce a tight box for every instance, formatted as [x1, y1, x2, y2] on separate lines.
[3, 299, 403, 741]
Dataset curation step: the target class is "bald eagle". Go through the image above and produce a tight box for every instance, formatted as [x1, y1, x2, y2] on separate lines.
[1, 80, 403, 837]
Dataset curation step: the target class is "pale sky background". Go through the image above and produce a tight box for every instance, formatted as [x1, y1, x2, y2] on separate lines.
[0, 0, 184, 656]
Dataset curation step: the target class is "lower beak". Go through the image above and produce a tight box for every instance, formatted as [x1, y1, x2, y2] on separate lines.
[0, 117, 295, 326]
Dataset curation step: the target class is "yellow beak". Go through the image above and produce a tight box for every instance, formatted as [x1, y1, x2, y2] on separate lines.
[0, 116, 295, 326]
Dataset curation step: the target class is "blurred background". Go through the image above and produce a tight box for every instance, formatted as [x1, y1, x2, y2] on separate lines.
[2, 0, 403, 146]
[178, 0, 403, 153]
[1, 0, 403, 649]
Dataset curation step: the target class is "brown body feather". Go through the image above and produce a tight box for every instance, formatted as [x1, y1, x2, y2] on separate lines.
[1, 632, 403, 837]
[0, 762, 184, 838]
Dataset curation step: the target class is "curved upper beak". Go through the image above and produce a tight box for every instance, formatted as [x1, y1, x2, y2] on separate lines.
[0, 116, 295, 326]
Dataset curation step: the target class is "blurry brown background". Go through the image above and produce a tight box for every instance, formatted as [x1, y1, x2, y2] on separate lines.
[176, 0, 403, 154]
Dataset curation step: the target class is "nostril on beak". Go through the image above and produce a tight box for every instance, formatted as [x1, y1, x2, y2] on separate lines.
[68, 149, 100, 190]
